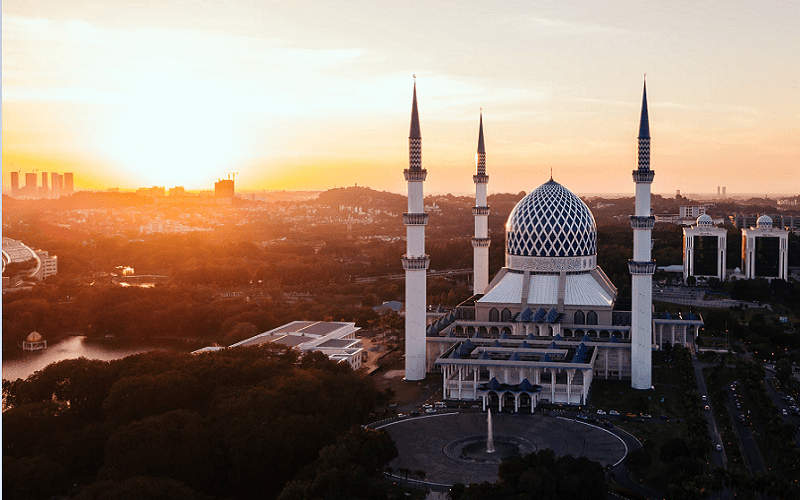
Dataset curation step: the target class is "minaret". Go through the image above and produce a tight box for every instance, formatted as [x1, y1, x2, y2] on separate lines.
[629, 79, 656, 390]
[472, 112, 491, 294]
[403, 79, 430, 381]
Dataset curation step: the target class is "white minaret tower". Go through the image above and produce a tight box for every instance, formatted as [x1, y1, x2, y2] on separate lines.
[472, 112, 491, 294]
[629, 79, 656, 390]
[403, 79, 429, 381]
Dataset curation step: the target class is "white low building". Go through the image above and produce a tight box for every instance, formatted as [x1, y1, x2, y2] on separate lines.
[227, 321, 364, 370]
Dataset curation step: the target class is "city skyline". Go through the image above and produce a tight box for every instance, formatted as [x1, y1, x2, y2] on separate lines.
[3, 1, 799, 196]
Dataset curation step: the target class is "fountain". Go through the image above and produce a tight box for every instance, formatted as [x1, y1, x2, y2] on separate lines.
[441, 410, 533, 464]
[487, 408, 495, 453]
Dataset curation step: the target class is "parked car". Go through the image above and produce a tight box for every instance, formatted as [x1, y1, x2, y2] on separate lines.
[609, 410, 620, 416]
[597, 410, 606, 415]
[715, 444, 723, 452]
[660, 415, 670, 421]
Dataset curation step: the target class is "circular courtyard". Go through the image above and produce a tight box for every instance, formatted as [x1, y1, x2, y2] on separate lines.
[378, 412, 627, 486]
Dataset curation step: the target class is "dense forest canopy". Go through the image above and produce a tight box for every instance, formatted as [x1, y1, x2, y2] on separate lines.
[3, 345, 390, 500]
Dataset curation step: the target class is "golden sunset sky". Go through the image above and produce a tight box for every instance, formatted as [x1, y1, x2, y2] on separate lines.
[3, 1, 799, 196]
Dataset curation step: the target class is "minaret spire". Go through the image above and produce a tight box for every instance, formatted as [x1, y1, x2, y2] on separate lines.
[472, 111, 491, 294]
[638, 76, 651, 171]
[403, 77, 429, 381]
[629, 77, 656, 390]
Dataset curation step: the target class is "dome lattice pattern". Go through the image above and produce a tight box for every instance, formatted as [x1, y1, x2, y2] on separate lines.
[506, 180, 597, 258]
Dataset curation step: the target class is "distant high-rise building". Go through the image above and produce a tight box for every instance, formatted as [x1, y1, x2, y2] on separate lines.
[25, 173, 38, 198]
[169, 186, 186, 197]
[10, 172, 19, 197]
[51, 172, 60, 197]
[215, 179, 235, 204]
[722, 186, 726, 197]
[63, 172, 74, 195]
[41, 172, 49, 198]
[676, 189, 681, 198]
[717, 186, 720, 196]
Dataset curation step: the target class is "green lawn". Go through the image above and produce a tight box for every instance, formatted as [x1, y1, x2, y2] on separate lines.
[589, 354, 683, 419]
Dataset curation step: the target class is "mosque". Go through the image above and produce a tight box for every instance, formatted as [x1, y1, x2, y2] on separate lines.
[401, 80, 703, 412]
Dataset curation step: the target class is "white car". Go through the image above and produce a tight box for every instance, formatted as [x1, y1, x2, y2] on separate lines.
[715, 444, 723, 452]
[596, 410, 606, 415]
[609, 410, 620, 416]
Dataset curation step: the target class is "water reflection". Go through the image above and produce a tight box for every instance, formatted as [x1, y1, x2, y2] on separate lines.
[2, 336, 188, 381]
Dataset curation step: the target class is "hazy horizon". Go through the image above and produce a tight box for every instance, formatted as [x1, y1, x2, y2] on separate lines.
[3, 1, 799, 196]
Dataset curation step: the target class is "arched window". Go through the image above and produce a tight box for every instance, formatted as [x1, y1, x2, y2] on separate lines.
[489, 308, 499, 322]
[478, 326, 488, 335]
[587, 310, 598, 325]
[574, 310, 585, 325]
[501, 308, 512, 322]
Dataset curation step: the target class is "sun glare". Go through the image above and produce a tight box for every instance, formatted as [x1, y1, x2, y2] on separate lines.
[105, 76, 247, 188]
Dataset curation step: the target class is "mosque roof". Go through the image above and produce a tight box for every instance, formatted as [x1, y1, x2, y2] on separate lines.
[505, 180, 597, 260]
[479, 271, 613, 308]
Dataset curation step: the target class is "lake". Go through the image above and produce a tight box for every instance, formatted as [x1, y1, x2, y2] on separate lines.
[2, 336, 195, 381]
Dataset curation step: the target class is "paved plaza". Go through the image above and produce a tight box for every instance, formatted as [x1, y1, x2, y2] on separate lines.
[379, 412, 627, 486]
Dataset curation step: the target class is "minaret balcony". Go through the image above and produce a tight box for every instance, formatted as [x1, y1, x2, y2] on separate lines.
[630, 216, 655, 229]
[403, 212, 429, 225]
[632, 170, 655, 183]
[473, 174, 489, 184]
[472, 206, 490, 216]
[471, 237, 491, 248]
[628, 260, 656, 275]
[402, 255, 430, 270]
[404, 169, 427, 182]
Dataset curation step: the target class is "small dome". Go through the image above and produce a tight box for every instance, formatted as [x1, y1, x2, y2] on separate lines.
[26, 331, 43, 342]
[505, 180, 597, 260]
[696, 214, 713, 227]
[756, 215, 773, 228]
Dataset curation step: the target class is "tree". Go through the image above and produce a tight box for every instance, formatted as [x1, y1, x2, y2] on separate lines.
[278, 427, 398, 500]
[74, 476, 210, 500]
[775, 359, 792, 388]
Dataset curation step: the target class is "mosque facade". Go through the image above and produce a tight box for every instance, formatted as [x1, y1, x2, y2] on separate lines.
[403, 81, 703, 411]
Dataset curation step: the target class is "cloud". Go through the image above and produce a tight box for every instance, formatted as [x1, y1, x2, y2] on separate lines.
[493, 15, 632, 37]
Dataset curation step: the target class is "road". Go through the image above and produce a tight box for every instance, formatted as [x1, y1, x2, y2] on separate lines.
[693, 357, 727, 469]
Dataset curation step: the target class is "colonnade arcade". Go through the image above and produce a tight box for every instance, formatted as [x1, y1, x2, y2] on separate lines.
[447, 323, 631, 341]
[440, 362, 593, 410]
[652, 320, 702, 352]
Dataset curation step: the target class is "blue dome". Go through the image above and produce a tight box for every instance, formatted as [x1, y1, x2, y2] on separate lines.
[505, 180, 597, 258]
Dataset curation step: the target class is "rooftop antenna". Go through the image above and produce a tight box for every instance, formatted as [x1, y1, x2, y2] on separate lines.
[550, 167, 553, 181]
